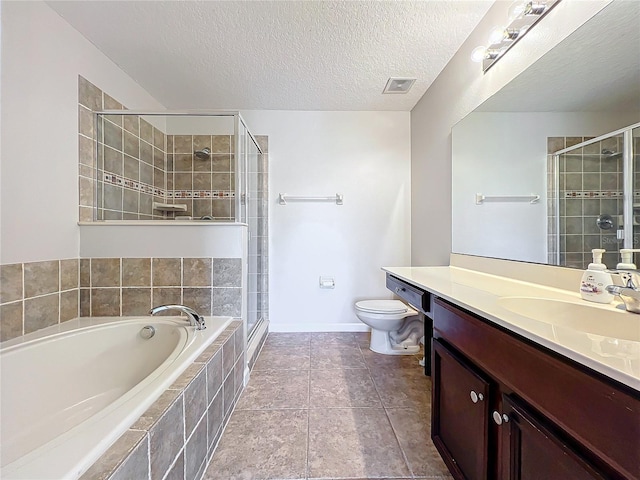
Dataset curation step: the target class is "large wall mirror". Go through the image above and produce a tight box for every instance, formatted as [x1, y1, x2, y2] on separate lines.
[452, 0, 640, 270]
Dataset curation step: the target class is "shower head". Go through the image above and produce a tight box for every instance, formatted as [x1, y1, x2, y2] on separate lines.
[194, 147, 211, 159]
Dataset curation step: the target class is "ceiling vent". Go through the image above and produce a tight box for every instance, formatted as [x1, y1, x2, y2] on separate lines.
[383, 77, 416, 94]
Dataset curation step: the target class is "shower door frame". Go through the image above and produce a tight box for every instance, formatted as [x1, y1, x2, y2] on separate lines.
[234, 114, 266, 345]
[551, 121, 640, 265]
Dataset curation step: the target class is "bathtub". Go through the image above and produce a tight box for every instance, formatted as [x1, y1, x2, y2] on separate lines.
[0, 315, 232, 480]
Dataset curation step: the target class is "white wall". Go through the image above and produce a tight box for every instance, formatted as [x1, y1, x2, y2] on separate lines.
[240, 111, 411, 331]
[452, 111, 639, 263]
[0, 1, 165, 264]
[410, 0, 612, 266]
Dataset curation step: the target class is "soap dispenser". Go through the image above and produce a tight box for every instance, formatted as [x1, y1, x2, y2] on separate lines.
[616, 248, 638, 270]
[580, 249, 614, 304]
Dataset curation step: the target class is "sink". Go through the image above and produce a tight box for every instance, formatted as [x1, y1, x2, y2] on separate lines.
[497, 297, 640, 342]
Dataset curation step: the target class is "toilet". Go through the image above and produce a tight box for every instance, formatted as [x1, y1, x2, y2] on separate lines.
[355, 299, 424, 355]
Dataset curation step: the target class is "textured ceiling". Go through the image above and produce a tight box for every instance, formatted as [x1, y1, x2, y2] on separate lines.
[478, 0, 640, 113]
[47, 0, 493, 111]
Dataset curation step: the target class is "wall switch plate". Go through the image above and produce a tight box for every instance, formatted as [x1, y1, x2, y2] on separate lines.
[319, 276, 335, 289]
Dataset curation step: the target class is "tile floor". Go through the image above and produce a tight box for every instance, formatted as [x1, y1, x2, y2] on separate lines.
[204, 332, 452, 480]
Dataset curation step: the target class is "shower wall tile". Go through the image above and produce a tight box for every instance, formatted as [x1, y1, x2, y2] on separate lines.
[140, 119, 154, 144]
[103, 93, 123, 111]
[60, 290, 79, 323]
[213, 288, 242, 317]
[183, 258, 213, 287]
[122, 288, 152, 316]
[1, 263, 23, 303]
[193, 199, 213, 218]
[124, 115, 139, 135]
[213, 259, 242, 287]
[153, 128, 165, 151]
[0, 302, 23, 342]
[174, 135, 193, 154]
[212, 135, 231, 153]
[60, 259, 79, 290]
[91, 258, 121, 287]
[24, 293, 59, 334]
[24, 260, 59, 298]
[122, 258, 151, 287]
[183, 288, 213, 316]
[91, 288, 121, 316]
[79, 77, 102, 111]
[79, 135, 95, 168]
[153, 258, 182, 286]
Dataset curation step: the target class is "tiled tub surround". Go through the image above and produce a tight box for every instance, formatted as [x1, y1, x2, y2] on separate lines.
[79, 257, 242, 318]
[1, 316, 233, 479]
[0, 259, 79, 342]
[79, 76, 237, 221]
[79, 320, 244, 480]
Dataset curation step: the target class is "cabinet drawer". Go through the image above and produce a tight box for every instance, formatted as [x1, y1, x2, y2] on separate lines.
[386, 274, 430, 313]
[433, 298, 640, 480]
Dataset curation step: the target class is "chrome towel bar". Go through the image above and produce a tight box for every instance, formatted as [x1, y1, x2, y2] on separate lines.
[475, 193, 540, 205]
[278, 193, 343, 205]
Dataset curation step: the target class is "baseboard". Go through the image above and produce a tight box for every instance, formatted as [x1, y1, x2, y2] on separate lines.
[268, 322, 370, 333]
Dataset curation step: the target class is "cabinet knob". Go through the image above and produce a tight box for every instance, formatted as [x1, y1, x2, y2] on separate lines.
[492, 411, 509, 425]
[470, 391, 484, 403]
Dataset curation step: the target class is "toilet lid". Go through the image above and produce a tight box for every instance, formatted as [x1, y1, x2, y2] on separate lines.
[355, 300, 408, 314]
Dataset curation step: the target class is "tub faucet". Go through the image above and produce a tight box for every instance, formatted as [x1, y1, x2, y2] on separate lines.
[605, 270, 640, 314]
[149, 304, 206, 330]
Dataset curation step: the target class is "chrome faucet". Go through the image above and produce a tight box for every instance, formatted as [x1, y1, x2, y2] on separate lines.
[149, 304, 206, 330]
[605, 270, 640, 314]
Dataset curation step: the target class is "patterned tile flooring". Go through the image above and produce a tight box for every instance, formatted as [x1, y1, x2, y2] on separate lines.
[204, 332, 452, 480]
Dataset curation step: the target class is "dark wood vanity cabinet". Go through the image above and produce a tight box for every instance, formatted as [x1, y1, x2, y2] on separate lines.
[431, 298, 640, 480]
[432, 339, 491, 480]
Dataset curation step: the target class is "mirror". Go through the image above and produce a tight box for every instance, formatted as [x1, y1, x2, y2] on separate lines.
[452, 0, 640, 269]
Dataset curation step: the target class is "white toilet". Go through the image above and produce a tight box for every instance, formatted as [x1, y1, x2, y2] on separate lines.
[355, 299, 424, 355]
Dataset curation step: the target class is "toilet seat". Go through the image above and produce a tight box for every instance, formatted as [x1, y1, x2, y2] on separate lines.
[355, 299, 410, 315]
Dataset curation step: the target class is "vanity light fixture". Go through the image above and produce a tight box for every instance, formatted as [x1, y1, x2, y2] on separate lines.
[383, 77, 416, 94]
[471, 0, 560, 72]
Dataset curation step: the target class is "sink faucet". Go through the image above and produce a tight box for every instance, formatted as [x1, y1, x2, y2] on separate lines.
[149, 304, 206, 330]
[605, 270, 640, 314]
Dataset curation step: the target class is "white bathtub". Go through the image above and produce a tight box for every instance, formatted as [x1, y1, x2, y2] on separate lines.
[0, 315, 232, 480]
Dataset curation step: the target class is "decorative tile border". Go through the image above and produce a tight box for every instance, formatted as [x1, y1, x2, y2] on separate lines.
[564, 190, 625, 199]
[103, 172, 234, 199]
[103, 172, 164, 197]
[169, 190, 235, 199]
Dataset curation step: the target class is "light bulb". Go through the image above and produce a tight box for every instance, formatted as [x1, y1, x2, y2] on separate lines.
[524, 1, 547, 16]
[471, 46, 487, 63]
[488, 26, 505, 45]
[508, 0, 526, 21]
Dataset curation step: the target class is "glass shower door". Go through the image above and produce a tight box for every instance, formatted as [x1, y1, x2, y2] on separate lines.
[236, 117, 266, 341]
[246, 136, 262, 338]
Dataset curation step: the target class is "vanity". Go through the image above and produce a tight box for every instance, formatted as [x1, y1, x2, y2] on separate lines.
[383, 263, 640, 480]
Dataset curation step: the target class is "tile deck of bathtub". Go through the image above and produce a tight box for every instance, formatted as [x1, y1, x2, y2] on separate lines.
[205, 332, 452, 480]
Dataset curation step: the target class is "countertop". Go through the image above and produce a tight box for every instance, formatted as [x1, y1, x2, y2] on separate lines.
[383, 266, 640, 392]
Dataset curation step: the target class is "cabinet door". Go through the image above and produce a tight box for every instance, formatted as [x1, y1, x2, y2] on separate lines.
[432, 339, 491, 480]
[499, 395, 606, 480]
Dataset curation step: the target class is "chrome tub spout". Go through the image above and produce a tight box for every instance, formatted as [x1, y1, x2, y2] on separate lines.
[149, 304, 206, 330]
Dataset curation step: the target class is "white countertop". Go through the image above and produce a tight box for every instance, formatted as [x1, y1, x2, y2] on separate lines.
[383, 266, 640, 392]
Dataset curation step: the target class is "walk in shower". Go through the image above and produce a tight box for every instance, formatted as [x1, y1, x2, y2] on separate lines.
[549, 122, 640, 269]
[90, 110, 268, 342]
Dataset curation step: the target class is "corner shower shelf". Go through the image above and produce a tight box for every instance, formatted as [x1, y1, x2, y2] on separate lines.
[152, 202, 188, 212]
